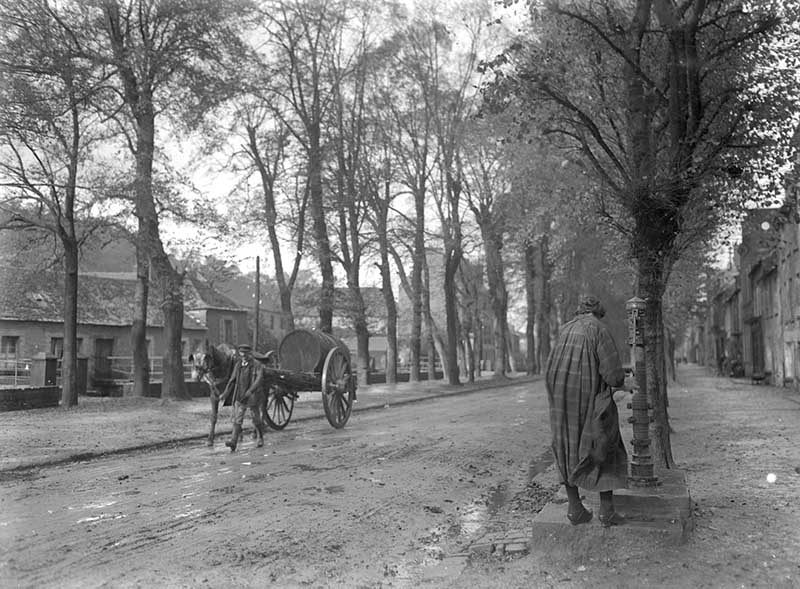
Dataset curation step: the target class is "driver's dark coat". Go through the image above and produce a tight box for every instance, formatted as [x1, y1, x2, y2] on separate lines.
[222, 359, 265, 406]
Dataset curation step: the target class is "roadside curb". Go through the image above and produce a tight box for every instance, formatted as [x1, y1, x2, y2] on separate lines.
[465, 428, 693, 560]
[529, 467, 693, 551]
[0, 375, 539, 474]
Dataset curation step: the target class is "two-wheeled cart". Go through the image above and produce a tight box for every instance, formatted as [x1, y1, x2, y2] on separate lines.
[259, 329, 357, 430]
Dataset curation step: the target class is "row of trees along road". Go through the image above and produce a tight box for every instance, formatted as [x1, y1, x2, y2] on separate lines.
[1, 0, 799, 462]
[0, 0, 597, 405]
[484, 0, 800, 467]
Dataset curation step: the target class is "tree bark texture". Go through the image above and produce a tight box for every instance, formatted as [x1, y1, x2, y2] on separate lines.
[377, 226, 398, 384]
[524, 239, 537, 374]
[308, 131, 335, 334]
[133, 112, 186, 400]
[482, 226, 509, 377]
[638, 252, 675, 469]
[410, 188, 425, 382]
[104, 2, 187, 400]
[533, 234, 551, 373]
[61, 241, 79, 407]
[422, 260, 440, 381]
[131, 253, 150, 396]
[442, 170, 463, 385]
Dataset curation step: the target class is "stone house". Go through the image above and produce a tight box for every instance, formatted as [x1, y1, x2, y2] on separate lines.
[183, 273, 250, 352]
[694, 201, 800, 386]
[0, 266, 247, 388]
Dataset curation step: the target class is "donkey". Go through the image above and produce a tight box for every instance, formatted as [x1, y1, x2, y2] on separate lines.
[189, 341, 237, 446]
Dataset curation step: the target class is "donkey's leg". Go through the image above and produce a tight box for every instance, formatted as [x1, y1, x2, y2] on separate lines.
[208, 396, 220, 446]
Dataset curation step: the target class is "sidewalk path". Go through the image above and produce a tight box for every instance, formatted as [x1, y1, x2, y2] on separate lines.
[0, 373, 536, 472]
[464, 363, 800, 588]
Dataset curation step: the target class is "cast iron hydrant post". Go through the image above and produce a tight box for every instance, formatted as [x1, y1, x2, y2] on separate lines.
[626, 297, 658, 486]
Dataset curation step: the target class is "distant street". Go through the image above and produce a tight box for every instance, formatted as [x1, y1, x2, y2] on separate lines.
[1, 380, 551, 588]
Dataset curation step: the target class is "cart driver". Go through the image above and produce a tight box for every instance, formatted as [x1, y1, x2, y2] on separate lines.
[220, 344, 266, 451]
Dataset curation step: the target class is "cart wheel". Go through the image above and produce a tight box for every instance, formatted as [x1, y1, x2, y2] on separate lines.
[264, 384, 294, 430]
[321, 347, 355, 428]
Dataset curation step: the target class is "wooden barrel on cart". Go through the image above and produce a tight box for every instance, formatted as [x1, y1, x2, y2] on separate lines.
[278, 329, 350, 373]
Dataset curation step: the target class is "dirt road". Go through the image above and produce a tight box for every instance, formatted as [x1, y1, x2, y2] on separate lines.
[1, 381, 551, 588]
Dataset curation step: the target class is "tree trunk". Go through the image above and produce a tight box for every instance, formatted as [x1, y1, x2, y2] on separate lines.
[427, 329, 439, 381]
[443, 252, 461, 384]
[482, 229, 508, 377]
[378, 238, 398, 384]
[474, 315, 484, 376]
[61, 240, 79, 407]
[308, 126, 335, 333]
[665, 327, 676, 382]
[533, 234, 552, 372]
[442, 170, 463, 385]
[154, 254, 187, 399]
[410, 186, 425, 382]
[463, 328, 475, 382]
[103, 6, 186, 400]
[355, 315, 370, 386]
[131, 250, 150, 396]
[135, 114, 187, 400]
[247, 125, 298, 332]
[422, 260, 440, 381]
[347, 279, 370, 386]
[524, 238, 537, 374]
[639, 255, 675, 469]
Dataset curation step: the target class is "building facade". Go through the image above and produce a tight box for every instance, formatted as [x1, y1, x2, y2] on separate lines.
[693, 201, 800, 387]
[0, 267, 247, 389]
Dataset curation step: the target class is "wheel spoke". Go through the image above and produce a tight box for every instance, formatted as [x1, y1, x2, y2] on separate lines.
[333, 392, 342, 421]
[265, 386, 294, 430]
[321, 347, 353, 428]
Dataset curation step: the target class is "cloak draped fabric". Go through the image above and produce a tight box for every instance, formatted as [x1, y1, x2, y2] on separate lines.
[546, 312, 628, 492]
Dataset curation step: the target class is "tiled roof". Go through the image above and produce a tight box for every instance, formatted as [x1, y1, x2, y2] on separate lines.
[184, 274, 245, 312]
[0, 266, 205, 330]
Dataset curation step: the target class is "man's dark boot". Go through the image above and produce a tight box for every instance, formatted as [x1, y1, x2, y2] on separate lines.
[207, 418, 217, 446]
[256, 423, 265, 448]
[225, 425, 242, 452]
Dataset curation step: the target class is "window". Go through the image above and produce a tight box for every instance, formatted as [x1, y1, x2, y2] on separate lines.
[0, 336, 20, 373]
[270, 314, 275, 330]
[222, 318, 235, 343]
[94, 338, 114, 380]
[1, 335, 19, 357]
[53, 338, 84, 355]
[50, 337, 64, 358]
[1, 335, 19, 363]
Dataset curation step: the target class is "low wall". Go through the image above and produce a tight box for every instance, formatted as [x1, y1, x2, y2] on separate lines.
[121, 381, 208, 398]
[0, 381, 207, 411]
[366, 371, 444, 385]
[0, 386, 60, 411]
